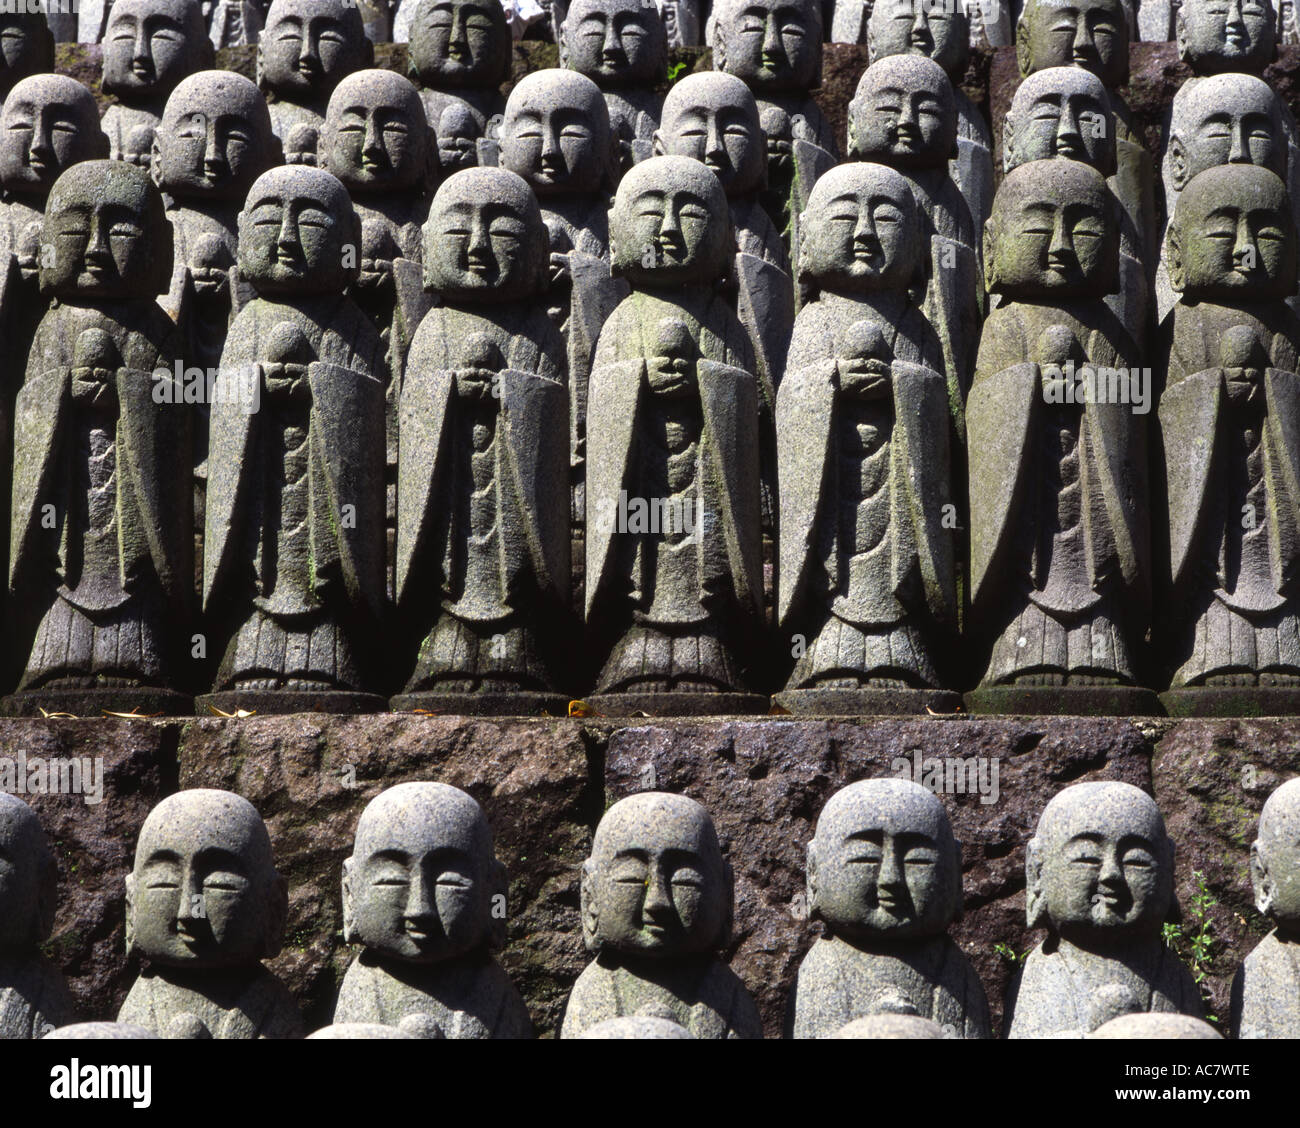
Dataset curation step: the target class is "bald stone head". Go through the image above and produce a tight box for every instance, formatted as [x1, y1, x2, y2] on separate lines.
[869, 0, 969, 79]
[1004, 66, 1116, 176]
[153, 71, 279, 202]
[407, 0, 511, 91]
[343, 782, 506, 964]
[1168, 164, 1296, 302]
[581, 792, 731, 957]
[1090, 1013, 1222, 1039]
[984, 159, 1118, 300]
[101, 0, 215, 103]
[848, 55, 956, 170]
[712, 0, 823, 92]
[578, 1015, 696, 1038]
[1168, 74, 1287, 196]
[500, 70, 613, 198]
[1017, 0, 1129, 87]
[0, 793, 57, 955]
[1026, 782, 1176, 947]
[561, 0, 667, 87]
[654, 72, 765, 196]
[0, 7, 54, 103]
[259, 0, 372, 100]
[1177, 0, 1276, 76]
[321, 70, 432, 195]
[41, 159, 172, 299]
[834, 1014, 948, 1038]
[126, 790, 287, 969]
[1251, 778, 1300, 937]
[422, 166, 549, 300]
[237, 165, 361, 295]
[0, 75, 109, 198]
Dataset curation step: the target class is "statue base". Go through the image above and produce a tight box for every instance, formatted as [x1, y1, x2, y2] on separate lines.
[964, 685, 1164, 716]
[197, 690, 388, 717]
[2, 687, 194, 718]
[390, 691, 572, 717]
[773, 688, 964, 716]
[583, 692, 769, 717]
[1161, 687, 1300, 717]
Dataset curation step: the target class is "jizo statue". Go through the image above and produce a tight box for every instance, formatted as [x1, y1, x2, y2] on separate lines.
[0, 6, 55, 107]
[832, 0, 1012, 49]
[1177, 0, 1277, 75]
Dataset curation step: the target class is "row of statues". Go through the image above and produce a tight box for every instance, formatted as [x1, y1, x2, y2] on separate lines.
[2, 775, 1297, 1038]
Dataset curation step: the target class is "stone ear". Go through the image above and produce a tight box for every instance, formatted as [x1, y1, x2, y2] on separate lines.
[255, 42, 267, 92]
[124, 872, 137, 958]
[1251, 842, 1275, 917]
[1166, 225, 1186, 294]
[712, 21, 727, 72]
[1002, 111, 1015, 173]
[580, 858, 601, 951]
[982, 217, 999, 293]
[846, 107, 859, 159]
[487, 859, 509, 951]
[652, 130, 666, 158]
[1169, 137, 1189, 193]
[1015, 14, 1032, 78]
[341, 856, 355, 944]
[361, 37, 376, 69]
[1173, 7, 1188, 61]
[1025, 837, 1047, 929]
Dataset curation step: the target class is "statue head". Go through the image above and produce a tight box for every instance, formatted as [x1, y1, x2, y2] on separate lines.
[984, 158, 1119, 300]
[0, 76, 109, 199]
[436, 102, 480, 174]
[560, 0, 667, 87]
[1251, 778, 1300, 938]
[125, 790, 288, 969]
[152, 71, 279, 202]
[1003, 66, 1116, 176]
[0, 6, 54, 103]
[101, 0, 215, 103]
[407, 0, 511, 91]
[500, 70, 613, 199]
[237, 165, 362, 296]
[847, 55, 957, 170]
[807, 779, 962, 947]
[1017, 0, 1129, 87]
[41, 159, 172, 299]
[1091, 1013, 1223, 1038]
[0, 793, 58, 956]
[581, 792, 732, 958]
[1026, 782, 1177, 949]
[798, 162, 925, 296]
[1167, 164, 1296, 302]
[711, 0, 823, 93]
[1167, 74, 1287, 195]
[1177, 0, 1276, 76]
[342, 782, 507, 964]
[868, 0, 969, 80]
[321, 70, 432, 196]
[654, 72, 765, 197]
[423, 166, 549, 301]
[609, 155, 733, 286]
[258, 0, 372, 100]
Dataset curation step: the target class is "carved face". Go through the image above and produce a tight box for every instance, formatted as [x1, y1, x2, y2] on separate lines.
[799, 164, 920, 293]
[323, 72, 429, 194]
[103, 0, 210, 99]
[610, 157, 731, 285]
[655, 74, 764, 196]
[1031, 783, 1173, 944]
[154, 73, 277, 200]
[0, 14, 54, 101]
[716, 0, 821, 91]
[238, 167, 360, 295]
[408, 0, 509, 88]
[0, 76, 107, 196]
[1254, 780, 1300, 933]
[810, 781, 960, 944]
[500, 73, 609, 197]
[1169, 77, 1286, 193]
[437, 103, 479, 174]
[869, 0, 968, 77]
[344, 784, 499, 965]
[584, 794, 729, 958]
[260, 0, 368, 97]
[1178, 0, 1275, 75]
[1005, 67, 1115, 174]
[126, 791, 285, 969]
[848, 57, 956, 169]
[0, 795, 53, 955]
[563, 0, 666, 85]
[1020, 0, 1127, 88]
[1169, 165, 1295, 300]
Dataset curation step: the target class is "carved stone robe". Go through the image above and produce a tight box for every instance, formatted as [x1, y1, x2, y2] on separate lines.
[118, 965, 303, 1039]
[1232, 930, 1300, 1038]
[0, 957, 75, 1039]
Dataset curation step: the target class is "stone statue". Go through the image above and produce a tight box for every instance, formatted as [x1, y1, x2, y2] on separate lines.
[100, 0, 215, 168]
[202, 166, 388, 714]
[791, 779, 990, 1038]
[0, 6, 54, 108]
[1006, 781, 1202, 1038]
[833, 1013, 949, 1037]
[258, 0, 373, 167]
[6, 160, 192, 716]
[578, 1015, 695, 1037]
[405, 0, 510, 166]
[392, 168, 572, 713]
[205, 0, 264, 47]
[560, 0, 667, 175]
[560, 792, 762, 1039]
[1177, 0, 1276, 74]
[848, 54, 979, 415]
[0, 793, 74, 1039]
[119, 789, 303, 1038]
[1091, 1013, 1222, 1038]
[334, 782, 533, 1036]
[584, 156, 768, 715]
[1233, 777, 1300, 1037]
[1160, 165, 1300, 710]
[832, 0, 1012, 48]
[1004, 67, 1149, 350]
[966, 159, 1156, 714]
[775, 164, 960, 714]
